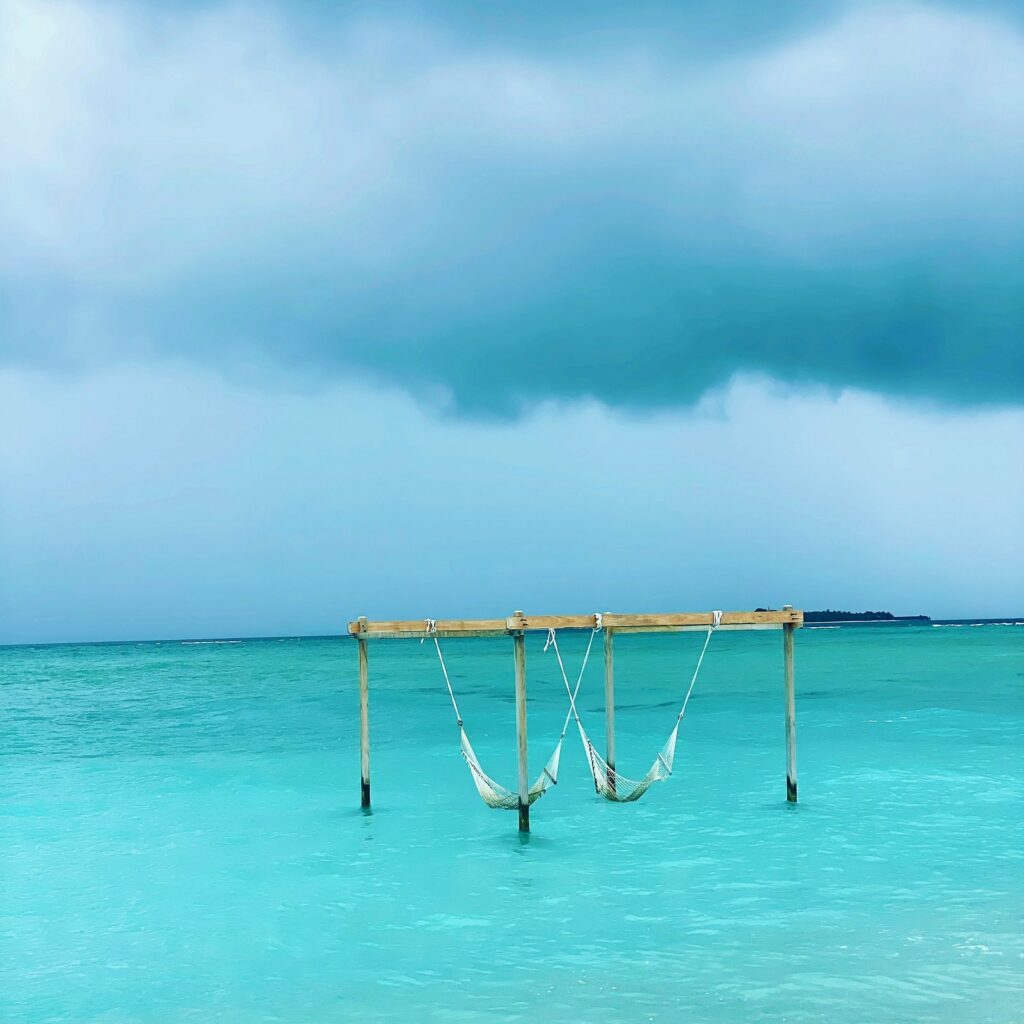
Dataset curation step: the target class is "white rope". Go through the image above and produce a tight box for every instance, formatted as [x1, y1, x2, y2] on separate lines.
[423, 619, 463, 726]
[675, 608, 721, 724]
[543, 624, 606, 794]
[545, 625, 597, 738]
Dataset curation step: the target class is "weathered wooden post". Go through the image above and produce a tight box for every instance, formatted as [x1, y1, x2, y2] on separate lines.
[604, 626, 616, 793]
[783, 605, 797, 803]
[357, 616, 371, 809]
[512, 611, 530, 833]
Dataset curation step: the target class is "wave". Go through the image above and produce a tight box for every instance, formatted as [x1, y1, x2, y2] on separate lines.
[933, 621, 1023, 628]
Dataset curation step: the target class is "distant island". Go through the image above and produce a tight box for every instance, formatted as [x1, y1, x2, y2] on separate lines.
[755, 607, 930, 623]
[799, 609, 931, 623]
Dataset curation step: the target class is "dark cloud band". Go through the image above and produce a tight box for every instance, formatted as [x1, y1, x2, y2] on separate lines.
[1, 0, 1022, 412]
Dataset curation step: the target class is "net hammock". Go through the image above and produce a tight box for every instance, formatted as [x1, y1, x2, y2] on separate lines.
[426, 620, 595, 810]
[546, 611, 722, 802]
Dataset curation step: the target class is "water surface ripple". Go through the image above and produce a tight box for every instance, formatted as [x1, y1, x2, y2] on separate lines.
[2, 624, 1021, 1022]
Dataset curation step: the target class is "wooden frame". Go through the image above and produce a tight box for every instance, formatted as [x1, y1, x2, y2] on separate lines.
[348, 608, 801, 640]
[349, 607, 802, 830]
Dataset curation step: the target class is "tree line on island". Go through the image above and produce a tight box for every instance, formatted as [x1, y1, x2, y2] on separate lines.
[755, 608, 931, 623]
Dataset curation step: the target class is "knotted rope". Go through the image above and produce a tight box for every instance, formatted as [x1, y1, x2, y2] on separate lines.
[422, 618, 463, 727]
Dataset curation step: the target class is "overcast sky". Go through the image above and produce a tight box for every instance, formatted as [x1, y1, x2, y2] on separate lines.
[2, 0, 1022, 643]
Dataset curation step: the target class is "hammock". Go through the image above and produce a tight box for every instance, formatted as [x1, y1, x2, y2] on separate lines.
[546, 611, 721, 802]
[426, 620, 597, 810]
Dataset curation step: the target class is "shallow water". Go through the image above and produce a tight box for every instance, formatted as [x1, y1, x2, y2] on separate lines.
[2, 623, 1022, 1023]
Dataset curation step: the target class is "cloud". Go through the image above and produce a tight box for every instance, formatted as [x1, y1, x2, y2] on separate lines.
[1, 0, 1023, 412]
[3, 364, 1023, 642]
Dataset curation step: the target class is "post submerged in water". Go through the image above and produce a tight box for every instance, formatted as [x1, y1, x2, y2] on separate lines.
[783, 605, 797, 803]
[358, 616, 371, 809]
[512, 611, 530, 833]
[604, 625, 616, 794]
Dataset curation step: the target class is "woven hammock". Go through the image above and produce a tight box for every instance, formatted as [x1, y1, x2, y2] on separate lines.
[458, 727, 561, 809]
[426, 622, 592, 811]
[545, 611, 720, 802]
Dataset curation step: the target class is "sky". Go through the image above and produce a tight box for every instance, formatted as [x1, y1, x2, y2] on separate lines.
[1, 0, 1023, 643]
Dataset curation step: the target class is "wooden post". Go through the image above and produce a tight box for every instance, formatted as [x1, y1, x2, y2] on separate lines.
[358, 617, 371, 809]
[512, 611, 530, 833]
[604, 626, 616, 793]
[783, 606, 797, 803]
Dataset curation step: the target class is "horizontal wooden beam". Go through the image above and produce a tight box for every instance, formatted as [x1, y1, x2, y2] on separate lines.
[346, 618, 508, 639]
[610, 622, 791, 634]
[508, 610, 801, 631]
[348, 608, 802, 638]
[349, 628, 511, 640]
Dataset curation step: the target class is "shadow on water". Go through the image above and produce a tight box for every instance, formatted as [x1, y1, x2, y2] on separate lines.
[754, 798, 812, 814]
[476, 828, 557, 855]
[336, 805, 375, 821]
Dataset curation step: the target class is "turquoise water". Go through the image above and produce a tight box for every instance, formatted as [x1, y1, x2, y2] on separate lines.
[2, 623, 1022, 1023]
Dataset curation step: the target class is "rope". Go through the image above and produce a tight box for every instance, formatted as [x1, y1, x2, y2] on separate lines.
[544, 625, 598, 738]
[543, 622, 605, 793]
[675, 609, 722, 723]
[424, 619, 463, 726]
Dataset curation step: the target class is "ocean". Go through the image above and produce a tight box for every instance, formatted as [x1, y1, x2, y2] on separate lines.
[2, 621, 1021, 1023]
